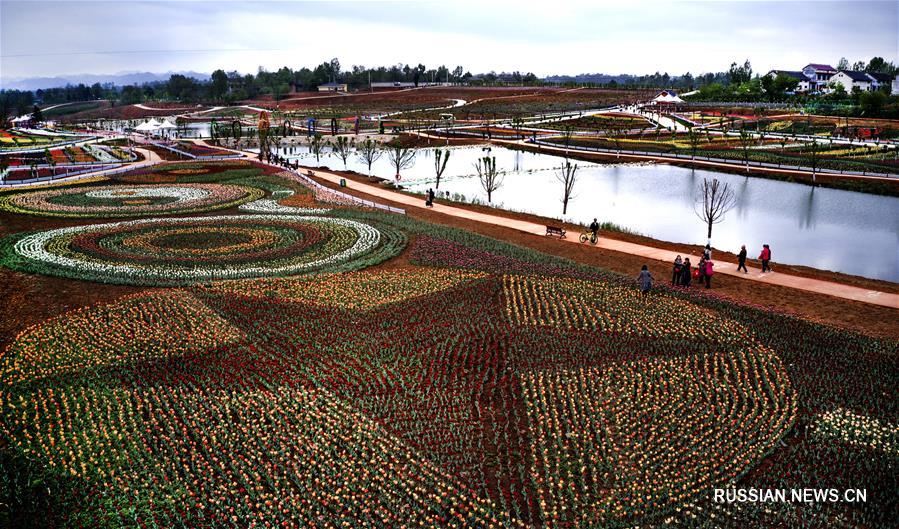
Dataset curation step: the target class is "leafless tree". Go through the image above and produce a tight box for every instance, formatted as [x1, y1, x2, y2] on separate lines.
[309, 133, 326, 164]
[355, 138, 383, 177]
[555, 158, 578, 215]
[694, 177, 737, 242]
[433, 148, 450, 189]
[474, 155, 503, 202]
[561, 124, 575, 150]
[388, 145, 416, 181]
[331, 135, 354, 169]
[687, 126, 702, 160]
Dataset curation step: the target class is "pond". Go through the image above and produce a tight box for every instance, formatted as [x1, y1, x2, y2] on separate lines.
[272, 143, 899, 282]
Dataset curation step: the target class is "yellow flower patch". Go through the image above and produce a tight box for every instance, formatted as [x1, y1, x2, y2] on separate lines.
[503, 274, 751, 343]
[204, 267, 486, 310]
[1, 290, 243, 385]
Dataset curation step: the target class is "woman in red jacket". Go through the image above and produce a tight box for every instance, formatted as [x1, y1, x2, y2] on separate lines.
[704, 259, 714, 288]
[759, 244, 771, 273]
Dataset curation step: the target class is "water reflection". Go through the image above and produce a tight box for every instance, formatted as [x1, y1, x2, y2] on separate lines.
[270, 144, 899, 281]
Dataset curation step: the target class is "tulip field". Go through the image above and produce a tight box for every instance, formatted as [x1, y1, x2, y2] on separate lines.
[1, 161, 896, 528]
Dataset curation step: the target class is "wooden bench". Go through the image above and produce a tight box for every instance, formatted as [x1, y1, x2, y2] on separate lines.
[545, 225, 566, 238]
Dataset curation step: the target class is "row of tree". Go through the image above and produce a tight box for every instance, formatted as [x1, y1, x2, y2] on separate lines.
[690, 56, 897, 103]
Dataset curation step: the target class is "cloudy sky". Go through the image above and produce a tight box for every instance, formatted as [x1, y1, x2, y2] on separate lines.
[1, 0, 897, 81]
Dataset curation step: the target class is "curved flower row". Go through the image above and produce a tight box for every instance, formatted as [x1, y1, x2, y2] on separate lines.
[4, 383, 518, 528]
[4, 215, 381, 286]
[201, 267, 487, 310]
[1, 290, 243, 385]
[0, 183, 264, 218]
[503, 274, 750, 343]
[521, 346, 796, 526]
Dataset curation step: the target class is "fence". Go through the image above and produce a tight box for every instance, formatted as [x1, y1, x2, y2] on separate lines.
[0, 163, 132, 188]
[530, 139, 898, 180]
[149, 141, 242, 160]
[254, 157, 406, 215]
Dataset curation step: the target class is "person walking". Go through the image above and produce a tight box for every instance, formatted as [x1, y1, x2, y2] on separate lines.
[672, 255, 683, 285]
[737, 245, 748, 273]
[637, 264, 654, 294]
[759, 244, 771, 273]
[681, 258, 692, 287]
[704, 259, 715, 288]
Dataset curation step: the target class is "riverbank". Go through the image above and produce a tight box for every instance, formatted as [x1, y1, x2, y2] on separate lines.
[302, 164, 899, 338]
[495, 138, 899, 197]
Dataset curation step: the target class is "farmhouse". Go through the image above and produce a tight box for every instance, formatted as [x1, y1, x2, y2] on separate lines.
[801, 63, 837, 91]
[766, 70, 812, 92]
[865, 71, 894, 91]
[829, 70, 873, 93]
[317, 82, 348, 92]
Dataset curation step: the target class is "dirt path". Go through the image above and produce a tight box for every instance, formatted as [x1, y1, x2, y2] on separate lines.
[295, 165, 898, 309]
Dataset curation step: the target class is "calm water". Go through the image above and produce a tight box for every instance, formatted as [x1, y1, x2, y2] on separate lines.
[273, 144, 899, 282]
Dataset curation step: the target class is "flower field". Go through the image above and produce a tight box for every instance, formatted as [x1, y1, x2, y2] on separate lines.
[0, 183, 264, 218]
[0, 214, 401, 286]
[0, 162, 896, 528]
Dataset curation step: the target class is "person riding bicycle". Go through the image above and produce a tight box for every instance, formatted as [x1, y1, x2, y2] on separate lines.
[589, 218, 599, 239]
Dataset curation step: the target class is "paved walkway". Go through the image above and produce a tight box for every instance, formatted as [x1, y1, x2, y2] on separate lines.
[300, 166, 899, 309]
[1, 148, 161, 189]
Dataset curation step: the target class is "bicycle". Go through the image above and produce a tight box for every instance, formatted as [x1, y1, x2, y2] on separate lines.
[579, 231, 598, 245]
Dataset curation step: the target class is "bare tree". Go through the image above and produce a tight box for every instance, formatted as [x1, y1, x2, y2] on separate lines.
[561, 124, 574, 150]
[805, 140, 821, 182]
[331, 135, 354, 169]
[388, 144, 416, 181]
[606, 120, 625, 157]
[687, 126, 701, 160]
[433, 148, 450, 189]
[694, 177, 737, 243]
[309, 133, 326, 164]
[555, 158, 579, 215]
[355, 138, 382, 177]
[474, 155, 503, 202]
[738, 129, 753, 170]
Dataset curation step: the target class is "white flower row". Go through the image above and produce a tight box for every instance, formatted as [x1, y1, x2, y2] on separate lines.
[85, 186, 212, 203]
[813, 407, 898, 456]
[238, 198, 329, 215]
[238, 180, 331, 215]
[13, 215, 380, 283]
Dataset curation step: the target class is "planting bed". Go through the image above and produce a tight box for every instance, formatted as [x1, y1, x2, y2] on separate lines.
[0, 183, 263, 217]
[0, 161, 895, 528]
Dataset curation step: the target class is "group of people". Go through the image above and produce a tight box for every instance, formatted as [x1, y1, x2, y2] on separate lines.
[637, 243, 773, 294]
[667, 245, 716, 288]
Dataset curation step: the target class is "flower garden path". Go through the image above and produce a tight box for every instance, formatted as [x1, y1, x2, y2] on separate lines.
[0, 147, 162, 189]
[301, 165, 899, 309]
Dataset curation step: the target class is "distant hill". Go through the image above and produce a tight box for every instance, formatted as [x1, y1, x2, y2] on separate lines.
[1, 71, 210, 91]
[543, 73, 660, 84]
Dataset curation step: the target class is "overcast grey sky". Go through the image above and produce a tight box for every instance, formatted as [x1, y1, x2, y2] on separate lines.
[1, 0, 897, 81]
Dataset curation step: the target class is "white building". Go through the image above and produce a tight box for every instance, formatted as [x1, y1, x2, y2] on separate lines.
[317, 83, 348, 92]
[801, 63, 837, 92]
[865, 71, 894, 91]
[893, 78, 899, 96]
[766, 70, 812, 92]
[829, 71, 873, 93]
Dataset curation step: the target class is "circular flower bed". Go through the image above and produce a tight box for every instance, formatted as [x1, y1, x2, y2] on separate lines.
[1, 215, 388, 285]
[0, 183, 264, 218]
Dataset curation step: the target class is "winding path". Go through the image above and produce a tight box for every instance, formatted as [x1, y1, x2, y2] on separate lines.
[297, 165, 899, 309]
